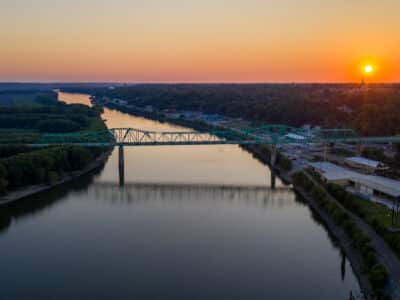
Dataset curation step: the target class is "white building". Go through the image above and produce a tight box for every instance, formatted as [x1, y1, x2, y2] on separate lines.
[308, 162, 400, 204]
[345, 157, 387, 174]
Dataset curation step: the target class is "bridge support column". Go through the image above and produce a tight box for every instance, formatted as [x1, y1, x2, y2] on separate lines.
[269, 145, 277, 190]
[118, 145, 125, 187]
[357, 142, 364, 156]
[270, 145, 277, 168]
[270, 169, 276, 190]
[323, 143, 328, 161]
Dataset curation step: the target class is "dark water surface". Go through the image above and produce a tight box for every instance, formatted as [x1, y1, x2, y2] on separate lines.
[0, 93, 361, 299]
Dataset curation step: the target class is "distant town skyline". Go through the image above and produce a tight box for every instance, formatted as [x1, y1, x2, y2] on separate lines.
[2, 0, 400, 82]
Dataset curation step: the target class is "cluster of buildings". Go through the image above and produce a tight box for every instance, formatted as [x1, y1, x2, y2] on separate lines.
[308, 158, 400, 208]
[277, 129, 400, 208]
[94, 97, 246, 128]
[161, 109, 242, 127]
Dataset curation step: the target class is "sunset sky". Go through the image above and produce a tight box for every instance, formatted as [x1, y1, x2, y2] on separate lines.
[2, 0, 400, 82]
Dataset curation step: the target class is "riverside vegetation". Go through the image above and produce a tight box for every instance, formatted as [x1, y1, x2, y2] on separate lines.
[293, 172, 389, 299]
[0, 91, 108, 196]
[66, 83, 400, 136]
[308, 167, 400, 257]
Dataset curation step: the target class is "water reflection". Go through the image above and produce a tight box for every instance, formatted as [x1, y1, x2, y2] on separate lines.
[89, 182, 295, 208]
[0, 166, 105, 234]
[341, 250, 347, 282]
[0, 92, 362, 300]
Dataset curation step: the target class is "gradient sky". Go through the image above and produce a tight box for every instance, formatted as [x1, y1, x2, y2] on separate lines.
[1, 0, 400, 82]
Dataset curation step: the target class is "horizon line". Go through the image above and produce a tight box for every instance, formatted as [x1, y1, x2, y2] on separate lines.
[1, 81, 400, 85]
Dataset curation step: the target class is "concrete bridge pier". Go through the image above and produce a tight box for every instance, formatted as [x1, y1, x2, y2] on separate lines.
[357, 142, 364, 156]
[323, 143, 328, 161]
[118, 145, 125, 187]
[269, 145, 277, 190]
[270, 169, 276, 190]
[270, 145, 277, 168]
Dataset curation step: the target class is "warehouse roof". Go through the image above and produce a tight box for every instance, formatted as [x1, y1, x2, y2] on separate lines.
[346, 157, 386, 169]
[308, 162, 400, 198]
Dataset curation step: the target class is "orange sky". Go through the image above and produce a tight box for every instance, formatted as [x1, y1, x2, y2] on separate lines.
[1, 0, 400, 82]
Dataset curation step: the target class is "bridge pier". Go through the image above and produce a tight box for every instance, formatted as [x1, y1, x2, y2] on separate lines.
[270, 169, 276, 190]
[270, 145, 277, 168]
[269, 145, 277, 190]
[323, 143, 328, 161]
[357, 142, 364, 156]
[118, 145, 125, 187]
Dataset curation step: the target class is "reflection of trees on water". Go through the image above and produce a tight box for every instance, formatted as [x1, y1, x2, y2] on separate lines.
[0, 166, 105, 234]
[296, 194, 364, 297]
[298, 194, 343, 240]
[88, 182, 296, 209]
[341, 250, 347, 282]
[0, 171, 293, 235]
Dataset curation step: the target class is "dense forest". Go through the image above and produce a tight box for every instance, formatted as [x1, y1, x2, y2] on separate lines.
[0, 91, 107, 195]
[64, 83, 400, 137]
[0, 91, 103, 133]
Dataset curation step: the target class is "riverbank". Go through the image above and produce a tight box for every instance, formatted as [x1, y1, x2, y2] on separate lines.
[242, 143, 379, 299]
[244, 141, 400, 300]
[0, 149, 112, 206]
[296, 185, 375, 299]
[99, 103, 384, 299]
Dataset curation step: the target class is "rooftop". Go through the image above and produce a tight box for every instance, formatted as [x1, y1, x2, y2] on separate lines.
[308, 162, 400, 198]
[346, 156, 385, 169]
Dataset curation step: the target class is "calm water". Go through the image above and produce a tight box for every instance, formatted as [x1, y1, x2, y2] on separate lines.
[0, 92, 361, 299]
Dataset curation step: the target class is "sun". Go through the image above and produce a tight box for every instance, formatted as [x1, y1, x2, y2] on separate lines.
[364, 65, 374, 74]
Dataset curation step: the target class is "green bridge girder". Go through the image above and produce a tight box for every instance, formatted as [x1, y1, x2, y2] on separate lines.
[1, 125, 400, 147]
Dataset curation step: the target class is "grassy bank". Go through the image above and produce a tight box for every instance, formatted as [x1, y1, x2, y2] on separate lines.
[293, 172, 390, 299]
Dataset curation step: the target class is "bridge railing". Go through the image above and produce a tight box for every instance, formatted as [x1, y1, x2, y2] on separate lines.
[0, 125, 398, 146]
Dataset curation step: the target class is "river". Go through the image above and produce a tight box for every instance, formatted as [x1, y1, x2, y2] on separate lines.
[0, 92, 361, 299]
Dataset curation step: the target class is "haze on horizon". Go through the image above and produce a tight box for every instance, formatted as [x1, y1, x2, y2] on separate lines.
[2, 0, 400, 83]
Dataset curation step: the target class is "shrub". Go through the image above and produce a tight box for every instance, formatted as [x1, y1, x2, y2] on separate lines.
[0, 146, 96, 190]
[35, 119, 81, 133]
[332, 210, 348, 225]
[368, 264, 388, 291]
[47, 171, 59, 183]
[277, 152, 292, 170]
[364, 252, 378, 270]
[342, 220, 357, 237]
[370, 218, 386, 235]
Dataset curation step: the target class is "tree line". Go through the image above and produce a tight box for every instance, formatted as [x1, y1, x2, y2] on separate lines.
[0, 92, 102, 133]
[0, 90, 108, 195]
[76, 84, 400, 137]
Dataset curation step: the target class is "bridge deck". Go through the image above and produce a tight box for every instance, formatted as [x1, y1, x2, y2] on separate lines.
[2, 125, 399, 147]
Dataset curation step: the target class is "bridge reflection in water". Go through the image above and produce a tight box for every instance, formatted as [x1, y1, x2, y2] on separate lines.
[116, 145, 278, 189]
[87, 182, 294, 207]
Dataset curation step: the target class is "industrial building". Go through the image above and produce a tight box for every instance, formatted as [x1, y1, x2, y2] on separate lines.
[308, 162, 400, 206]
[345, 157, 387, 174]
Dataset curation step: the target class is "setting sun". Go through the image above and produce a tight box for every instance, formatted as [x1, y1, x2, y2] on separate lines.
[364, 65, 374, 74]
